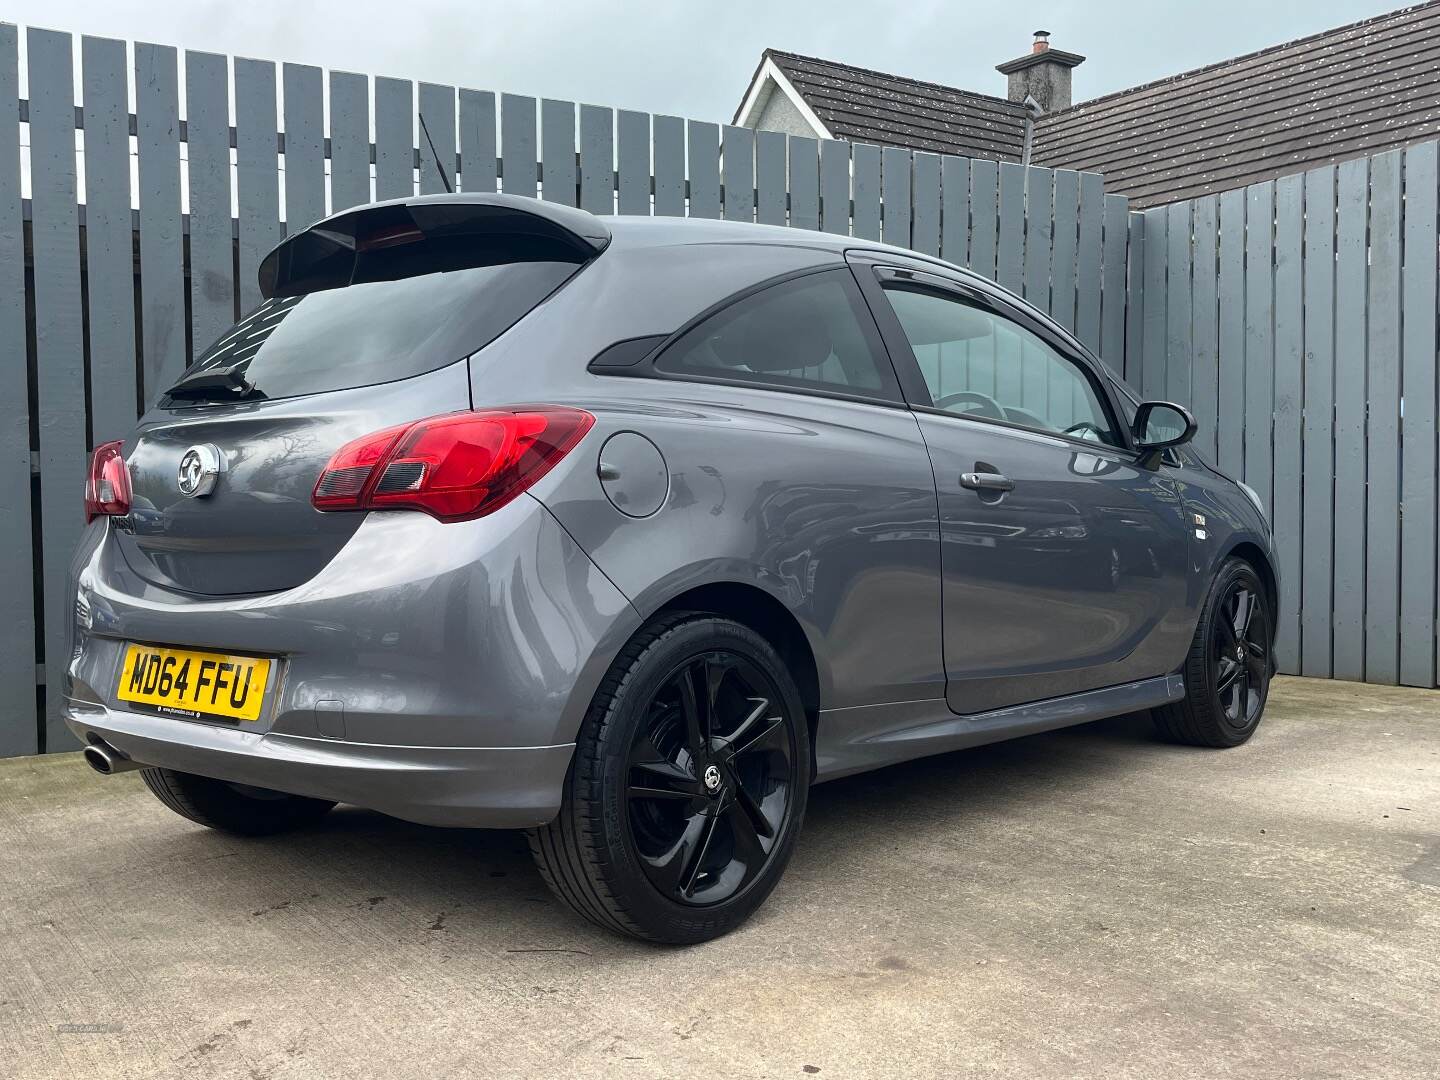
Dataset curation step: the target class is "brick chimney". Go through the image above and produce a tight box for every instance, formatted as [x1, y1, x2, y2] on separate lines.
[997, 30, 1086, 112]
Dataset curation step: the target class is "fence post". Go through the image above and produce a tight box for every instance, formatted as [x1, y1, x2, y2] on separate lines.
[416, 82, 456, 198]
[85, 35, 141, 439]
[618, 111, 653, 215]
[29, 29, 86, 751]
[787, 136, 819, 231]
[1300, 165, 1337, 679]
[1332, 156, 1370, 682]
[1364, 150, 1403, 685]
[458, 88, 497, 194]
[331, 71, 373, 208]
[541, 99, 576, 207]
[187, 50, 236, 351]
[1189, 195, 1219, 462]
[541, 99, 577, 207]
[1272, 174, 1304, 674]
[579, 105, 614, 214]
[500, 93, 537, 200]
[653, 115, 686, 217]
[235, 57, 281, 312]
[1398, 142, 1438, 689]
[285, 65, 328, 222]
[0, 24, 37, 757]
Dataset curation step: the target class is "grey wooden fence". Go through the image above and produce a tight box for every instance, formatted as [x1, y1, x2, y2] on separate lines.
[2, 24, 1436, 756]
[1127, 146, 1440, 692]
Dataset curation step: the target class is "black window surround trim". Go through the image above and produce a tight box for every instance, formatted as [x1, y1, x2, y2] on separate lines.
[588, 334, 670, 370]
[587, 263, 910, 410]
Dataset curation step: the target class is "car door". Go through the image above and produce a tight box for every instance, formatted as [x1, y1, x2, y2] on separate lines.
[853, 258, 1192, 715]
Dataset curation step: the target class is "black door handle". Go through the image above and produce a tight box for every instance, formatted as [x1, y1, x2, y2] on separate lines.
[960, 471, 1015, 493]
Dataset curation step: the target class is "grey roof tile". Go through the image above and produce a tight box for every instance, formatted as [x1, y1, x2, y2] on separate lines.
[760, 49, 1029, 162]
[1033, 1, 1440, 206]
[750, 3, 1440, 208]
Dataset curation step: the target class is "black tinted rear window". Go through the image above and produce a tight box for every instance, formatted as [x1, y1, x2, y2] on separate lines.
[172, 260, 578, 402]
[653, 269, 901, 402]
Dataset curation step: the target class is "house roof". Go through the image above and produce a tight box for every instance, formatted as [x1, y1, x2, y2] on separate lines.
[739, 3, 1440, 209]
[1031, 1, 1440, 207]
[744, 49, 1030, 164]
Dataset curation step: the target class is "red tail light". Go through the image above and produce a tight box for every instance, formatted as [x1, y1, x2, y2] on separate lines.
[312, 406, 595, 522]
[85, 440, 132, 523]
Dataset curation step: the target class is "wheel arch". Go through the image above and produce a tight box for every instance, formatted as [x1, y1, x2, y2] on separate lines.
[651, 581, 823, 770]
[1224, 540, 1278, 618]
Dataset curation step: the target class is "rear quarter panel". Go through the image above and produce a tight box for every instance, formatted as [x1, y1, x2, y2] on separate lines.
[527, 385, 945, 711]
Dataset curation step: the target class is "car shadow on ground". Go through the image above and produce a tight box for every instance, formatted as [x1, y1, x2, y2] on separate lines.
[140, 709, 1171, 942]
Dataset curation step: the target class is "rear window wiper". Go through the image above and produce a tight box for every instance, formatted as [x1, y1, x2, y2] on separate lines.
[166, 362, 266, 402]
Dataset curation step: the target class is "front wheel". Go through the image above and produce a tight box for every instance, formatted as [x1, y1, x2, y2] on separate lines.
[529, 613, 810, 944]
[1153, 558, 1273, 748]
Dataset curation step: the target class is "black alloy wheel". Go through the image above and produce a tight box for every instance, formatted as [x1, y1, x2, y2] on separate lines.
[529, 613, 810, 944]
[1212, 578, 1270, 730]
[1153, 557, 1273, 748]
[625, 650, 797, 906]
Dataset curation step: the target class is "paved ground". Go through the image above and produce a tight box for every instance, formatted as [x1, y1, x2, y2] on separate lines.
[2, 675, 1437, 1080]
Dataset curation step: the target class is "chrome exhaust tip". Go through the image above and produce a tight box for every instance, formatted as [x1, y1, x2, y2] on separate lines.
[82, 740, 144, 776]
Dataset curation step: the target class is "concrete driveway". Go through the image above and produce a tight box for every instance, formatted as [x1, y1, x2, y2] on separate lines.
[2, 675, 1437, 1080]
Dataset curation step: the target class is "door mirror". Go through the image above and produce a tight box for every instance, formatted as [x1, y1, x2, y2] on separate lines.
[1132, 401, 1196, 468]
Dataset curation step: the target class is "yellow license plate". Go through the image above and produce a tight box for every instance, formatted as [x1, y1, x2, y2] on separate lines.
[116, 644, 273, 723]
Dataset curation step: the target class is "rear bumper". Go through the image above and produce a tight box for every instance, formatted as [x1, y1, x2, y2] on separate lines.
[64, 494, 642, 827]
[68, 496, 639, 748]
[65, 700, 574, 828]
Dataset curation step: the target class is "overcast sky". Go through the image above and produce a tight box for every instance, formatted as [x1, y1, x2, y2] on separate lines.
[5, 0, 1407, 122]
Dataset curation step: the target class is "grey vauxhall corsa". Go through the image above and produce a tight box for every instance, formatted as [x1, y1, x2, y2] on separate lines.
[66, 194, 1276, 943]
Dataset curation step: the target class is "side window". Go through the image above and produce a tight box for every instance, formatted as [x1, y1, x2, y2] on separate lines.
[654, 270, 900, 401]
[883, 284, 1122, 447]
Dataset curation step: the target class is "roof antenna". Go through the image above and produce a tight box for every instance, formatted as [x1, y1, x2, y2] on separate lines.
[418, 111, 454, 194]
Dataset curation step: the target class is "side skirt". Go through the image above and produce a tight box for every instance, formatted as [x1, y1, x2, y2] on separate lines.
[813, 674, 1185, 782]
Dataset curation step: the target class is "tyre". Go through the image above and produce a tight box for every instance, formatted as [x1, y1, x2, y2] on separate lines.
[140, 767, 336, 836]
[1153, 557, 1273, 748]
[529, 613, 810, 944]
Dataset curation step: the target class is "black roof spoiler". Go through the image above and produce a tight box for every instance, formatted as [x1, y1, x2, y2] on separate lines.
[257, 193, 612, 299]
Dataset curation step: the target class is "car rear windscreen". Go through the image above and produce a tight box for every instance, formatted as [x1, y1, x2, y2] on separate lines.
[171, 259, 580, 402]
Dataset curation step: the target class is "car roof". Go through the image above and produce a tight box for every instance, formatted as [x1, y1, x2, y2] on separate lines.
[600, 214, 927, 262]
[600, 213, 1003, 290]
[599, 214, 838, 249]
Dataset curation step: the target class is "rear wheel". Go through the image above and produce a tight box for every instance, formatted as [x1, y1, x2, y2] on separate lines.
[1153, 558, 1273, 748]
[529, 613, 809, 944]
[140, 768, 336, 836]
